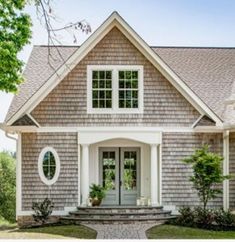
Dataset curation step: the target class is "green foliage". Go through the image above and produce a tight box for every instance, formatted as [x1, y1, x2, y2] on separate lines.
[194, 206, 214, 229]
[174, 206, 195, 227]
[0, 151, 16, 222]
[89, 184, 106, 200]
[175, 206, 235, 230]
[32, 198, 54, 225]
[182, 145, 230, 210]
[0, 0, 31, 92]
[214, 208, 235, 229]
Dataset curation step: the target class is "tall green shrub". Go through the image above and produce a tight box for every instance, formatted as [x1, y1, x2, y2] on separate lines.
[182, 145, 229, 211]
[0, 152, 16, 222]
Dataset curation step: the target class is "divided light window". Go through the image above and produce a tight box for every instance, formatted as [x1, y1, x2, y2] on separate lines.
[92, 70, 112, 108]
[88, 65, 143, 113]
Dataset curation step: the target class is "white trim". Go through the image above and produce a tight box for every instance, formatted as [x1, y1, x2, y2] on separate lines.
[159, 144, 162, 205]
[223, 130, 230, 211]
[27, 113, 41, 127]
[191, 114, 204, 128]
[6, 12, 222, 126]
[87, 65, 143, 114]
[16, 133, 22, 217]
[38, 147, 60, 186]
[2, 125, 213, 133]
[78, 130, 161, 145]
[77, 134, 81, 206]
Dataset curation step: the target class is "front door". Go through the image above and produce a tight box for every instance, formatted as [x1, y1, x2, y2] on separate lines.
[99, 147, 140, 205]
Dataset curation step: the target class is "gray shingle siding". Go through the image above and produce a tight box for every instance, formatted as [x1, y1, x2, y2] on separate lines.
[21, 132, 78, 210]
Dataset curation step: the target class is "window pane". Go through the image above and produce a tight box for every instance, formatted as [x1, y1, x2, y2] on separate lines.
[119, 80, 124, 88]
[92, 80, 98, 88]
[106, 71, 112, 80]
[99, 90, 105, 98]
[99, 80, 105, 88]
[119, 99, 125, 108]
[93, 100, 98, 108]
[133, 99, 138, 108]
[132, 71, 138, 79]
[119, 90, 124, 99]
[99, 71, 105, 79]
[119, 71, 124, 79]
[125, 71, 132, 79]
[106, 100, 112, 108]
[126, 80, 131, 88]
[132, 80, 138, 88]
[92, 90, 98, 99]
[132, 90, 138, 99]
[42, 151, 56, 181]
[99, 100, 105, 108]
[126, 100, 132, 108]
[106, 90, 112, 99]
[92, 71, 98, 79]
[106, 80, 112, 88]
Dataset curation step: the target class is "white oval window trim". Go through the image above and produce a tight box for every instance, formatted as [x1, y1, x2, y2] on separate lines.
[38, 147, 60, 186]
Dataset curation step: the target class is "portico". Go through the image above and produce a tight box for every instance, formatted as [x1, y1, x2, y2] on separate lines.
[78, 128, 162, 207]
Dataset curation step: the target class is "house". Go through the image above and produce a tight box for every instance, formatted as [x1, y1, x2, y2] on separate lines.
[1, 11, 235, 226]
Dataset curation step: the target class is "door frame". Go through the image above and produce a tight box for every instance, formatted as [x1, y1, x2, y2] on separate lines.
[99, 146, 141, 205]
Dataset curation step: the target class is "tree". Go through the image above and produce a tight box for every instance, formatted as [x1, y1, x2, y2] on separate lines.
[0, 0, 91, 93]
[0, 0, 31, 92]
[0, 151, 16, 222]
[182, 145, 230, 211]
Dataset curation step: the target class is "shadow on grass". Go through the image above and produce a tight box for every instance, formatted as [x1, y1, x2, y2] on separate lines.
[16, 224, 97, 239]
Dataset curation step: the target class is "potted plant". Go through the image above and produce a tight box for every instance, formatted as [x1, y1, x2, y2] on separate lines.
[89, 184, 106, 206]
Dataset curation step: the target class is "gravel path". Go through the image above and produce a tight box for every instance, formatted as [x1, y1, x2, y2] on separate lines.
[84, 222, 163, 239]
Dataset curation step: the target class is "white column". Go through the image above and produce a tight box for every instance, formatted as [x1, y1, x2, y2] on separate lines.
[223, 130, 230, 211]
[81, 144, 89, 206]
[16, 133, 22, 217]
[151, 144, 159, 206]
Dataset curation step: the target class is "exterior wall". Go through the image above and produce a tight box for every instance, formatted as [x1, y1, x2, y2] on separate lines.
[21, 132, 78, 211]
[229, 132, 235, 209]
[162, 132, 223, 209]
[31, 27, 200, 127]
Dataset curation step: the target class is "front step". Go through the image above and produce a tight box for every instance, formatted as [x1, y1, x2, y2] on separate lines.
[60, 206, 175, 224]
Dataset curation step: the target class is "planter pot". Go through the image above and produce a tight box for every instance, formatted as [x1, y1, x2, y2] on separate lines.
[91, 197, 102, 206]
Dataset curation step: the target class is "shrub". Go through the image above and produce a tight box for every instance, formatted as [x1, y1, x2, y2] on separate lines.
[214, 208, 235, 229]
[194, 206, 214, 229]
[175, 206, 195, 227]
[0, 152, 16, 222]
[32, 198, 54, 225]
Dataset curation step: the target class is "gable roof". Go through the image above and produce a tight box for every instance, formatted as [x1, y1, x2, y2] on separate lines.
[5, 12, 225, 126]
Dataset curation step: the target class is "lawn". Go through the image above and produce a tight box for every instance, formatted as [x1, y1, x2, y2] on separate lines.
[146, 224, 235, 239]
[0, 220, 97, 239]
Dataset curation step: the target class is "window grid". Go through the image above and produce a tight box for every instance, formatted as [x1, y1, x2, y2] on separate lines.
[92, 70, 112, 109]
[43, 151, 56, 180]
[118, 70, 138, 108]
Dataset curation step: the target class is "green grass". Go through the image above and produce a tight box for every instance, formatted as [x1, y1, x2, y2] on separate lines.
[0, 216, 16, 230]
[146, 224, 235, 239]
[0, 224, 97, 239]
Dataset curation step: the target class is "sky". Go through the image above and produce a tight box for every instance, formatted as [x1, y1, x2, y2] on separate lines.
[1, 0, 235, 151]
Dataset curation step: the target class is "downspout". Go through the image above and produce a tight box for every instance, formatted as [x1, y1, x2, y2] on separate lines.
[223, 130, 230, 211]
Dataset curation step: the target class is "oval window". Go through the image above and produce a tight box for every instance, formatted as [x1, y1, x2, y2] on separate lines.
[38, 147, 60, 185]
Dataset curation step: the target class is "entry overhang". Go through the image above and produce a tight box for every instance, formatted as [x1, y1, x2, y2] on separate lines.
[78, 130, 162, 145]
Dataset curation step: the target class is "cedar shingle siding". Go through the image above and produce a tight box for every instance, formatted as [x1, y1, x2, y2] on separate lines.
[162, 133, 223, 208]
[21, 132, 78, 210]
[31, 27, 200, 126]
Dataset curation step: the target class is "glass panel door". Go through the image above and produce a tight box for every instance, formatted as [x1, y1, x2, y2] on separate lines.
[120, 148, 140, 205]
[99, 148, 119, 205]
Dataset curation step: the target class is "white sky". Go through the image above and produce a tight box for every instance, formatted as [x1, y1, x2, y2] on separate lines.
[1, 0, 235, 151]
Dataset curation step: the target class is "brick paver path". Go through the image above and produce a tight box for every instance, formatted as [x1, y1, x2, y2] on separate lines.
[84, 222, 163, 239]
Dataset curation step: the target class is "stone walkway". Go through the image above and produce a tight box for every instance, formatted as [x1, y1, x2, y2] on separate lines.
[84, 222, 162, 239]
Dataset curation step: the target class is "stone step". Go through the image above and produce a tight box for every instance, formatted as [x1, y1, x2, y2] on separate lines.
[70, 210, 171, 217]
[76, 206, 164, 213]
[60, 215, 176, 224]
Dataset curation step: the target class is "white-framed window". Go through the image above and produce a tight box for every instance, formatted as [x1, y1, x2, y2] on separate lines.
[87, 65, 143, 113]
[38, 147, 60, 186]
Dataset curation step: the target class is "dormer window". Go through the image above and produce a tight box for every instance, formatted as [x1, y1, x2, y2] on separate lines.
[87, 65, 143, 113]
